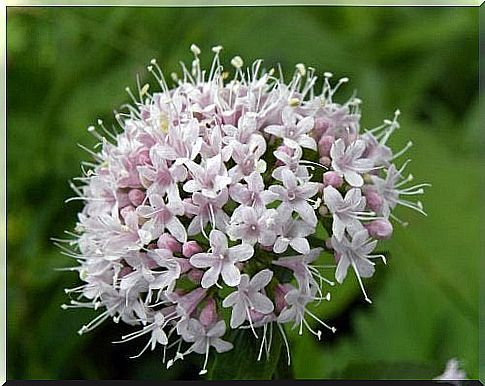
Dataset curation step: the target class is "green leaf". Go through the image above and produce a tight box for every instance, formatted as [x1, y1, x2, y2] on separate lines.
[208, 328, 283, 380]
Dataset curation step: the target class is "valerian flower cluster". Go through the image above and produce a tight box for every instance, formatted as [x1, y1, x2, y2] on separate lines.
[59, 45, 428, 375]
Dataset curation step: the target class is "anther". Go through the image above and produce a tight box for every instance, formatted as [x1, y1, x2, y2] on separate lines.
[190, 44, 201, 56]
[231, 56, 244, 69]
[296, 63, 306, 77]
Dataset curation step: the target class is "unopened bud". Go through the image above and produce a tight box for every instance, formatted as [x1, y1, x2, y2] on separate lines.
[157, 233, 181, 253]
[182, 241, 202, 258]
[323, 171, 343, 188]
[365, 219, 393, 240]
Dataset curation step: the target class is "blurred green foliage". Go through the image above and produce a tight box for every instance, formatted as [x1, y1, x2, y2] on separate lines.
[6, 6, 479, 380]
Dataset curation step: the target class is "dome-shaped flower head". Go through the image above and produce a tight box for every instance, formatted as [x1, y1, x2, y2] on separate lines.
[61, 45, 427, 375]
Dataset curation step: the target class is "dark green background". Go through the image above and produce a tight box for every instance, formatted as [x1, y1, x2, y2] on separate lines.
[6, 6, 480, 380]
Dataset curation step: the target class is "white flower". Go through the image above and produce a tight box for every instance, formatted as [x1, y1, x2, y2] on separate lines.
[228, 206, 278, 246]
[331, 229, 379, 303]
[222, 269, 274, 329]
[323, 185, 369, 240]
[136, 192, 187, 242]
[178, 319, 233, 375]
[190, 230, 254, 288]
[273, 214, 313, 254]
[330, 138, 374, 187]
[269, 168, 320, 226]
[265, 106, 316, 150]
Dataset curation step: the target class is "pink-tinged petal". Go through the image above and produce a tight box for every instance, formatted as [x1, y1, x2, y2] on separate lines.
[230, 301, 247, 328]
[201, 266, 221, 288]
[281, 168, 297, 191]
[183, 179, 200, 193]
[345, 188, 362, 207]
[136, 205, 155, 218]
[187, 216, 203, 236]
[283, 137, 300, 149]
[207, 320, 226, 338]
[297, 116, 314, 134]
[249, 269, 273, 290]
[289, 237, 310, 254]
[346, 139, 366, 159]
[294, 200, 317, 226]
[297, 135, 317, 150]
[355, 258, 375, 278]
[332, 217, 346, 241]
[221, 263, 241, 287]
[260, 190, 279, 205]
[330, 138, 346, 159]
[277, 307, 296, 324]
[323, 185, 343, 212]
[206, 153, 222, 173]
[282, 106, 296, 127]
[273, 237, 289, 254]
[212, 338, 233, 353]
[250, 292, 274, 314]
[222, 291, 239, 308]
[353, 158, 374, 171]
[264, 125, 285, 138]
[228, 243, 254, 262]
[335, 256, 351, 283]
[137, 166, 157, 183]
[209, 229, 228, 252]
[298, 182, 320, 199]
[229, 184, 249, 205]
[344, 170, 364, 187]
[150, 194, 167, 209]
[157, 144, 178, 160]
[214, 175, 232, 191]
[166, 218, 187, 243]
[245, 171, 264, 192]
[268, 185, 287, 200]
[190, 253, 215, 269]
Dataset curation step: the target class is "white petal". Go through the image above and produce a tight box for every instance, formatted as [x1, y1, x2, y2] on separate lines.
[201, 266, 221, 288]
[221, 263, 241, 287]
[250, 292, 274, 314]
[249, 269, 273, 290]
[289, 237, 310, 254]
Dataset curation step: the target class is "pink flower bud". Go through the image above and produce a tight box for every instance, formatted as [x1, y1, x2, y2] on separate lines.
[128, 189, 145, 207]
[365, 190, 383, 212]
[323, 171, 343, 188]
[116, 190, 131, 208]
[318, 135, 335, 157]
[259, 244, 273, 252]
[274, 284, 290, 313]
[137, 149, 151, 165]
[275, 145, 294, 166]
[176, 257, 192, 273]
[365, 219, 393, 240]
[120, 205, 135, 219]
[157, 233, 181, 253]
[188, 269, 204, 284]
[200, 298, 218, 327]
[313, 117, 330, 140]
[319, 156, 331, 167]
[182, 241, 202, 258]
